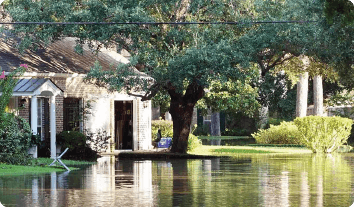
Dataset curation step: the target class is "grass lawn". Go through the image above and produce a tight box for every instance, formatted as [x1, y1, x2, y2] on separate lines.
[0, 158, 96, 175]
[198, 136, 251, 140]
[190, 145, 313, 156]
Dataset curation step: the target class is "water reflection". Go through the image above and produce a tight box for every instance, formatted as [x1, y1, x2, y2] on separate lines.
[0, 154, 354, 206]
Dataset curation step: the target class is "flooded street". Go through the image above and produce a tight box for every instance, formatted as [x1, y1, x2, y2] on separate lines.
[1, 154, 354, 206]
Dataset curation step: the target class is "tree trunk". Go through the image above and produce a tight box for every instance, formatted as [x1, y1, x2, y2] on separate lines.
[258, 105, 269, 129]
[296, 72, 309, 117]
[169, 99, 195, 153]
[210, 112, 221, 146]
[313, 75, 323, 116]
[168, 81, 204, 153]
[210, 112, 221, 136]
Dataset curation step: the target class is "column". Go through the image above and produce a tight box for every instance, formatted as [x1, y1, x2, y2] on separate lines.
[30, 96, 38, 158]
[50, 96, 56, 159]
[30, 96, 38, 135]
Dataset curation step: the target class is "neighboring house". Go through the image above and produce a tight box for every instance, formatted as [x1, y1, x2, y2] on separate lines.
[1, 37, 152, 158]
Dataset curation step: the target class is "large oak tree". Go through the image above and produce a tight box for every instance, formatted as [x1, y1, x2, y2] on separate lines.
[5, 0, 257, 153]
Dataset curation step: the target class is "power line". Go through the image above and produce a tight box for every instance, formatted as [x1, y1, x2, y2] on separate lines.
[0, 20, 318, 25]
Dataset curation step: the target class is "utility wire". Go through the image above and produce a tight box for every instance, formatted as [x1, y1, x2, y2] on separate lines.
[0, 20, 318, 25]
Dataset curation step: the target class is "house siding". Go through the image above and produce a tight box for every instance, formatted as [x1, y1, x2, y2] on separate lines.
[137, 99, 152, 150]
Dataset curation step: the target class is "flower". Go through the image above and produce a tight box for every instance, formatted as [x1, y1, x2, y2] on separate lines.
[20, 64, 28, 68]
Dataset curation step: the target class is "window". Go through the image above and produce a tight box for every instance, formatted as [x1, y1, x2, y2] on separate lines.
[63, 98, 81, 131]
[37, 98, 43, 140]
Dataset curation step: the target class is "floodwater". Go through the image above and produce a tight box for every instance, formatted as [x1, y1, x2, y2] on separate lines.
[1, 154, 354, 207]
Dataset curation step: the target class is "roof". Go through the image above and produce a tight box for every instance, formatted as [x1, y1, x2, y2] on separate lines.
[6, 78, 63, 96]
[0, 37, 145, 75]
[13, 78, 47, 92]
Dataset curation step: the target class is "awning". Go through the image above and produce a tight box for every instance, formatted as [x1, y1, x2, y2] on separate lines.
[10, 78, 63, 97]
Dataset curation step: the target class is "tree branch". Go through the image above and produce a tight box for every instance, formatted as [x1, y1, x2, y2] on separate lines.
[127, 83, 161, 101]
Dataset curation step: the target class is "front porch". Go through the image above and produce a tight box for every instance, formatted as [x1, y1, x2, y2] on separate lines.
[11, 78, 63, 158]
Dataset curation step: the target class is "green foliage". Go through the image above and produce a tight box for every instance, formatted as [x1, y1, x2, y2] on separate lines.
[0, 113, 33, 165]
[56, 131, 98, 161]
[152, 90, 170, 115]
[192, 125, 210, 136]
[187, 133, 202, 152]
[0, 66, 25, 119]
[151, 120, 173, 141]
[258, 73, 297, 120]
[197, 78, 260, 117]
[267, 118, 286, 126]
[294, 116, 353, 153]
[225, 112, 258, 136]
[251, 121, 302, 145]
[0, 65, 34, 165]
[324, 0, 354, 25]
[221, 128, 248, 136]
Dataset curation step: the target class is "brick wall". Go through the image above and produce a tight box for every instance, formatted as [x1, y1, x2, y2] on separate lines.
[18, 97, 30, 123]
[65, 77, 109, 98]
[51, 77, 66, 133]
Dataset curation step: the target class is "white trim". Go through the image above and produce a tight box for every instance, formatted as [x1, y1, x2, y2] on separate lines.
[50, 96, 56, 159]
[133, 99, 138, 151]
[31, 96, 38, 135]
[0, 79, 63, 97]
[5, 72, 87, 78]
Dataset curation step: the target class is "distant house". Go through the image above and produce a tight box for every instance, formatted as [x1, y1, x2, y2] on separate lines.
[0, 37, 152, 158]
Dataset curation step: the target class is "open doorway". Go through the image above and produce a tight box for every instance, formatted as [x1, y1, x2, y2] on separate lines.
[114, 101, 133, 150]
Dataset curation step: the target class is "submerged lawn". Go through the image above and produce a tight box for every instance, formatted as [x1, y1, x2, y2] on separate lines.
[190, 145, 313, 156]
[0, 158, 95, 175]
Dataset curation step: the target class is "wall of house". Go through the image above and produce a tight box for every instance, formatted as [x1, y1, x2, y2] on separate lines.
[51, 77, 66, 133]
[84, 95, 111, 134]
[136, 99, 152, 150]
[65, 77, 152, 151]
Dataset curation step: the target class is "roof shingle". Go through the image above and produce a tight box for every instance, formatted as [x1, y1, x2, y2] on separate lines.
[0, 37, 134, 75]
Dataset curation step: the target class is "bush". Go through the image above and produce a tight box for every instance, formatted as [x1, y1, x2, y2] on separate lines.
[151, 120, 173, 140]
[267, 118, 287, 127]
[251, 121, 302, 144]
[294, 116, 353, 153]
[188, 133, 202, 152]
[57, 131, 98, 161]
[0, 113, 33, 165]
[86, 129, 111, 153]
[192, 125, 210, 136]
[221, 128, 248, 136]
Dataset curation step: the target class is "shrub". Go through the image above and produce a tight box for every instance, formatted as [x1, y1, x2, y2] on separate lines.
[294, 116, 353, 153]
[251, 121, 302, 144]
[0, 113, 33, 165]
[151, 120, 173, 140]
[192, 125, 210, 136]
[57, 131, 98, 161]
[188, 133, 202, 152]
[86, 129, 111, 153]
[221, 128, 248, 136]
